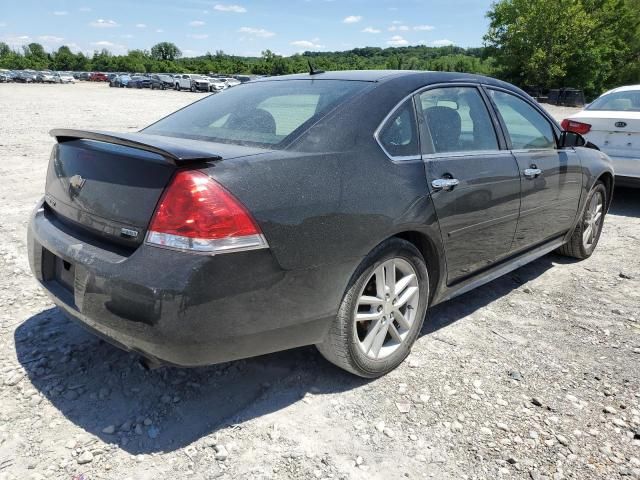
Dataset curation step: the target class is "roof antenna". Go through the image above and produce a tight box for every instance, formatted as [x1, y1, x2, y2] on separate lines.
[308, 60, 324, 75]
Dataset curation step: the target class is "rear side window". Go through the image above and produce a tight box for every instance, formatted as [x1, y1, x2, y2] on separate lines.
[419, 87, 499, 154]
[377, 100, 419, 158]
[489, 90, 556, 150]
[144, 80, 368, 147]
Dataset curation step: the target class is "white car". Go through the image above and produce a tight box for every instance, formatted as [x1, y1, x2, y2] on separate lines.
[562, 85, 640, 187]
[54, 73, 75, 84]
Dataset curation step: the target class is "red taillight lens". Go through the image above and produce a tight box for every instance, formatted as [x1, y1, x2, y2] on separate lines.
[561, 119, 591, 135]
[147, 170, 267, 254]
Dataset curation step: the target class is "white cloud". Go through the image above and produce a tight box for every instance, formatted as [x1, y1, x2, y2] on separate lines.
[182, 49, 201, 57]
[38, 35, 64, 43]
[343, 15, 362, 24]
[91, 40, 127, 53]
[238, 27, 275, 38]
[388, 24, 409, 32]
[79, 6, 91, 12]
[189, 20, 205, 27]
[391, 20, 403, 25]
[89, 19, 119, 28]
[361, 27, 381, 34]
[214, 4, 247, 13]
[291, 40, 324, 50]
[0, 22, 6, 28]
[188, 33, 209, 39]
[53, 11, 68, 16]
[135, 23, 146, 28]
[432, 39, 454, 47]
[155, 28, 164, 33]
[2, 34, 31, 46]
[121, 34, 134, 39]
[414, 25, 435, 31]
[387, 35, 408, 46]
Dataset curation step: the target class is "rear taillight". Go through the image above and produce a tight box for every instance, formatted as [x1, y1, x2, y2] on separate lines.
[561, 119, 591, 135]
[146, 170, 268, 254]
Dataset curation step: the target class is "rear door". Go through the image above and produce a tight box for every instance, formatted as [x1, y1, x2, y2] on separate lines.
[416, 85, 522, 283]
[486, 88, 582, 251]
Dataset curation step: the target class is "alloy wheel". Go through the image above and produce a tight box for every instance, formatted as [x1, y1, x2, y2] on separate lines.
[583, 191, 604, 247]
[354, 258, 420, 360]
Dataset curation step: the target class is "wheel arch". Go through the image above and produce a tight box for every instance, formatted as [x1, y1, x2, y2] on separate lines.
[596, 171, 614, 210]
[393, 230, 443, 304]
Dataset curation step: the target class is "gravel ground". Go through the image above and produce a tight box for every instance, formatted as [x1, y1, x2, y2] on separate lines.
[0, 82, 638, 480]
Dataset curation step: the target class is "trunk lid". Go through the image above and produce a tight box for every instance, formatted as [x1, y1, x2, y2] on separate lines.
[45, 130, 269, 248]
[572, 111, 640, 160]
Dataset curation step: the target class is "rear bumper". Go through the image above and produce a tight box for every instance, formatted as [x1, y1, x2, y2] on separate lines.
[27, 200, 337, 367]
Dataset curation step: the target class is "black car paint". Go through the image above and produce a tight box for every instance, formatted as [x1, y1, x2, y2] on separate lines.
[27, 71, 614, 367]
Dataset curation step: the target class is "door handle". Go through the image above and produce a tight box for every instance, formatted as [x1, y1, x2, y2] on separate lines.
[523, 168, 543, 179]
[432, 178, 460, 191]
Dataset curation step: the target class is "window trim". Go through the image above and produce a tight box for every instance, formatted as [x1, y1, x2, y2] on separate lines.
[374, 82, 510, 162]
[374, 97, 422, 162]
[483, 86, 562, 152]
[415, 84, 504, 157]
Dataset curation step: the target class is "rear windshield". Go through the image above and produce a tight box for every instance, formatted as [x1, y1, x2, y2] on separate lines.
[587, 90, 640, 112]
[144, 79, 369, 147]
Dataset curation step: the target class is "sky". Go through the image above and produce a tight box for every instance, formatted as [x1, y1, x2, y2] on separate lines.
[0, 0, 494, 58]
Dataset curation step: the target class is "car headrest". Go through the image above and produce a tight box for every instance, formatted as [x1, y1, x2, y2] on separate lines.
[425, 106, 462, 153]
[226, 108, 277, 135]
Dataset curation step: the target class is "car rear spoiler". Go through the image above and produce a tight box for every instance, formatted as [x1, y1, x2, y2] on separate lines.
[50, 129, 223, 165]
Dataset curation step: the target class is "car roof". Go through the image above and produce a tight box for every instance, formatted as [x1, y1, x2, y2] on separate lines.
[600, 85, 640, 96]
[251, 69, 519, 90]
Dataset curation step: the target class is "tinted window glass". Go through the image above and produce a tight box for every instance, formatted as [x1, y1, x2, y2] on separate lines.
[144, 80, 368, 147]
[489, 90, 556, 150]
[420, 87, 498, 153]
[378, 100, 419, 158]
[587, 90, 640, 112]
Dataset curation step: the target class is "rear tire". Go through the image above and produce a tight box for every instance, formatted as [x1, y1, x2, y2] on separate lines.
[557, 181, 607, 259]
[316, 238, 429, 378]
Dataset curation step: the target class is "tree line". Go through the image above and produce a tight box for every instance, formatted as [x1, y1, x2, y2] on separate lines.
[1, 0, 638, 98]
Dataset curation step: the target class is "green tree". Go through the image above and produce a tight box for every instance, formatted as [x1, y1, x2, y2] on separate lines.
[150, 42, 181, 62]
[485, 0, 640, 97]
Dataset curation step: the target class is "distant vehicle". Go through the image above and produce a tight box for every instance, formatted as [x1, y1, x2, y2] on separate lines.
[89, 72, 109, 82]
[207, 78, 227, 92]
[79, 72, 90, 81]
[36, 71, 56, 83]
[0, 70, 11, 83]
[150, 74, 174, 90]
[55, 72, 75, 84]
[110, 74, 131, 88]
[563, 84, 640, 187]
[14, 71, 36, 83]
[29, 71, 613, 378]
[127, 76, 151, 89]
[174, 74, 209, 92]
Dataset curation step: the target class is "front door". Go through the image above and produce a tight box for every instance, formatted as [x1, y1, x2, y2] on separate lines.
[487, 89, 582, 251]
[417, 86, 522, 283]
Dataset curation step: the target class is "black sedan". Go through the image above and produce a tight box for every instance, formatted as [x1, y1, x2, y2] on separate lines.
[28, 71, 613, 378]
[150, 74, 174, 90]
[127, 75, 151, 89]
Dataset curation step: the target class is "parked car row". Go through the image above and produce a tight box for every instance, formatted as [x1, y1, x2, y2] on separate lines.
[107, 72, 244, 93]
[0, 69, 76, 84]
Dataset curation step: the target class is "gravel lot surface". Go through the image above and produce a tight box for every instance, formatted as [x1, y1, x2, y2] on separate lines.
[0, 82, 638, 480]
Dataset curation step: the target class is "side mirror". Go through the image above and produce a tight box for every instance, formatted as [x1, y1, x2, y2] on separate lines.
[559, 131, 600, 151]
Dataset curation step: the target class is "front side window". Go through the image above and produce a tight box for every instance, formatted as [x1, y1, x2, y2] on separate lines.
[378, 100, 419, 158]
[419, 87, 499, 154]
[489, 90, 556, 150]
[144, 80, 369, 147]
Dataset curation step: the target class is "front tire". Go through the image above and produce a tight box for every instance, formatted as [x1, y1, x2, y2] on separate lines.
[316, 238, 429, 378]
[557, 181, 607, 259]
